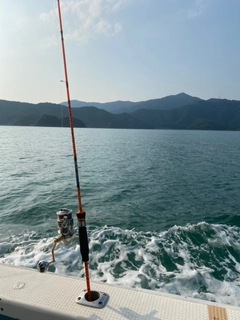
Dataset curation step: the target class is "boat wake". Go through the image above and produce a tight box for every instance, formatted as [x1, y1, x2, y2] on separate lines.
[1, 222, 240, 307]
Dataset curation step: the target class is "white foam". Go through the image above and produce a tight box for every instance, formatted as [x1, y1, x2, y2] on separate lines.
[1, 223, 240, 307]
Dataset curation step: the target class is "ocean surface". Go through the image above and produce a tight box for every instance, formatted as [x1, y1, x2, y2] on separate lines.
[1, 126, 240, 306]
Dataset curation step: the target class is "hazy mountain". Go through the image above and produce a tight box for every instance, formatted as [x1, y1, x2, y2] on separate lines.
[0, 100, 149, 129]
[1, 95, 240, 130]
[0, 100, 66, 119]
[61, 93, 201, 114]
[117, 92, 202, 113]
[131, 99, 240, 130]
[61, 100, 136, 114]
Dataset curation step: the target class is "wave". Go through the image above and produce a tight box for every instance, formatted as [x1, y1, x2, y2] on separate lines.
[1, 222, 240, 306]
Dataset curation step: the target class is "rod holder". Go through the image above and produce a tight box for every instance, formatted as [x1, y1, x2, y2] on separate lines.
[76, 290, 109, 309]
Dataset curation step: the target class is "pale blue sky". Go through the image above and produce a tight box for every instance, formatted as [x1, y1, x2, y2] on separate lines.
[1, 0, 240, 104]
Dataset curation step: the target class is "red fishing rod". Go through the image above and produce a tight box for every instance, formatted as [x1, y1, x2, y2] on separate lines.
[57, 0, 91, 301]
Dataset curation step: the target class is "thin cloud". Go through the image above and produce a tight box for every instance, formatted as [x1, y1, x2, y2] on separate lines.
[109, 0, 130, 12]
[40, 0, 130, 44]
[188, 0, 208, 19]
[96, 20, 122, 36]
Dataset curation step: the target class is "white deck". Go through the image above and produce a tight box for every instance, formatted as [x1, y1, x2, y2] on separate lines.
[0, 263, 240, 320]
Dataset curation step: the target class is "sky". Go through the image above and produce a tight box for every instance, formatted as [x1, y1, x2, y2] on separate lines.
[0, 0, 240, 104]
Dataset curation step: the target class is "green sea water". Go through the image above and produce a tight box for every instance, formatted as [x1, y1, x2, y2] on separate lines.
[1, 126, 240, 306]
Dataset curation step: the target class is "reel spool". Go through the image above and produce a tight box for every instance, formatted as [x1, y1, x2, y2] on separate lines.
[56, 208, 75, 244]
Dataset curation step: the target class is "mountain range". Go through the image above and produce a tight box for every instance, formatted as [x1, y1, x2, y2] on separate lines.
[1, 93, 240, 130]
[62, 93, 201, 114]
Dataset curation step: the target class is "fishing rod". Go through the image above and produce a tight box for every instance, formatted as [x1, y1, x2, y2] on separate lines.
[37, 0, 91, 301]
[37, 1, 109, 308]
[56, 0, 91, 301]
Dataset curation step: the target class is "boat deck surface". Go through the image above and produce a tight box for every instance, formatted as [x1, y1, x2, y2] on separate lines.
[0, 263, 240, 320]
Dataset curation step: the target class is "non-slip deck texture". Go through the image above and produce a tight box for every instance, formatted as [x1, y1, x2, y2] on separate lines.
[1, 264, 240, 320]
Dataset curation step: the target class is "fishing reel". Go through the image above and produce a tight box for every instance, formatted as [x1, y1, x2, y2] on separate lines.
[37, 208, 76, 273]
[56, 208, 76, 244]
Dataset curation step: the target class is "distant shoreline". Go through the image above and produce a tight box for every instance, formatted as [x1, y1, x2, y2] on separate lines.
[1, 93, 240, 130]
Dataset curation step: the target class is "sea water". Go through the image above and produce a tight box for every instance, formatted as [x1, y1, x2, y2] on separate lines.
[1, 126, 240, 306]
